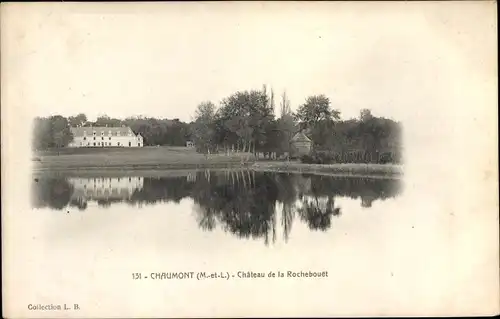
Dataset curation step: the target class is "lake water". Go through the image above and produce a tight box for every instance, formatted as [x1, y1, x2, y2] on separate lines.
[32, 171, 402, 247]
[26, 170, 422, 316]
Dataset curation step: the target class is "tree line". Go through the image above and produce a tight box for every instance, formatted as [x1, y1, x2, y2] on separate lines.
[32, 113, 193, 150]
[32, 85, 403, 163]
[191, 85, 403, 161]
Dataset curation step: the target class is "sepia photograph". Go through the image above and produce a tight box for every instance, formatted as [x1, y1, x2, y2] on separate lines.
[2, 1, 498, 318]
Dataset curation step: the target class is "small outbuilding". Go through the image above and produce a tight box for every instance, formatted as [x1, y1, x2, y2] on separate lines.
[290, 131, 312, 158]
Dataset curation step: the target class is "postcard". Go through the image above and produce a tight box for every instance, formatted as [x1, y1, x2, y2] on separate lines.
[1, 1, 498, 318]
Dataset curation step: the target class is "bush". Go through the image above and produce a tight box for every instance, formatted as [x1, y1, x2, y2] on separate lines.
[314, 151, 334, 164]
[299, 151, 335, 164]
[300, 154, 316, 164]
[378, 152, 393, 164]
[300, 150, 401, 165]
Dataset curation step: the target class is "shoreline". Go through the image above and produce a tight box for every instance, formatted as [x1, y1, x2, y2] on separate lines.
[251, 162, 402, 179]
[32, 161, 403, 179]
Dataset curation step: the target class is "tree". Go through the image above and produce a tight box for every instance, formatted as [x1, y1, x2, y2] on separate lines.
[32, 116, 73, 150]
[218, 89, 275, 154]
[253, 86, 276, 154]
[169, 120, 191, 146]
[68, 113, 87, 127]
[295, 95, 340, 129]
[295, 95, 341, 149]
[94, 114, 122, 127]
[359, 109, 373, 122]
[32, 117, 52, 150]
[193, 101, 217, 153]
[262, 119, 281, 158]
[276, 90, 296, 154]
[50, 116, 73, 148]
[269, 86, 275, 112]
[280, 90, 292, 117]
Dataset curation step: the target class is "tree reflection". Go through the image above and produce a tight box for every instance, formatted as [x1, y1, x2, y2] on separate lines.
[32, 171, 401, 243]
[194, 204, 217, 231]
[32, 177, 74, 210]
[191, 171, 278, 244]
[297, 196, 341, 231]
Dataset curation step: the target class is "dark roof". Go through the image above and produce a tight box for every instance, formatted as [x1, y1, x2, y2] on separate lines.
[291, 132, 311, 143]
[70, 126, 138, 137]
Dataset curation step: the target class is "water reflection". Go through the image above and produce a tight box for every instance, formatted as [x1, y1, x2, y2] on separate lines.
[32, 171, 402, 245]
[69, 176, 144, 209]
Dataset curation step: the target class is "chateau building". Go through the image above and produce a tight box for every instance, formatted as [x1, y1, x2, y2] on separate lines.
[68, 126, 143, 148]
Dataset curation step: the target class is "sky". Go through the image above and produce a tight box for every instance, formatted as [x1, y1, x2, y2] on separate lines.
[2, 1, 497, 123]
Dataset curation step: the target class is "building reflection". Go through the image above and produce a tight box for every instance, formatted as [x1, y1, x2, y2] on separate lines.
[68, 177, 144, 207]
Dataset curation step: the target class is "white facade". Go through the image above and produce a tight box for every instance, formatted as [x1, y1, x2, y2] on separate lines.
[68, 126, 144, 148]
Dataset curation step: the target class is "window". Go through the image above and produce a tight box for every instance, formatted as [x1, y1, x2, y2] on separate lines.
[87, 143, 90, 146]
[93, 137, 96, 140]
[83, 137, 86, 140]
[117, 142, 120, 146]
[101, 137, 104, 140]
[93, 131, 96, 136]
[138, 143, 141, 147]
[109, 137, 111, 140]
[93, 142, 96, 146]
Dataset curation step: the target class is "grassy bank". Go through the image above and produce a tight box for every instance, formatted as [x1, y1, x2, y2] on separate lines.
[33, 146, 255, 168]
[251, 162, 402, 179]
[32, 146, 402, 178]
